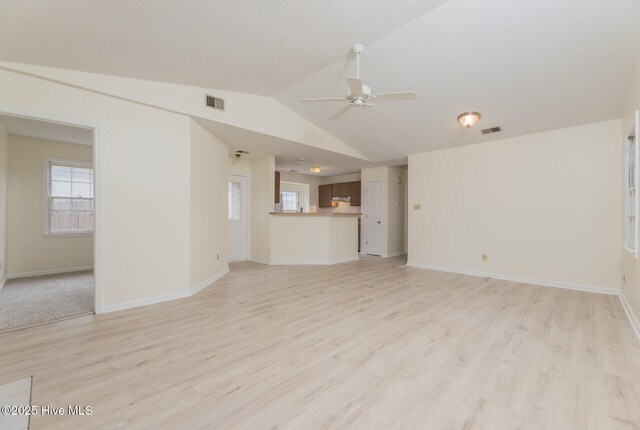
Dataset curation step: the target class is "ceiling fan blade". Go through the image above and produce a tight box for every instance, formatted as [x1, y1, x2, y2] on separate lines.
[302, 98, 346, 102]
[370, 91, 417, 102]
[366, 103, 393, 116]
[330, 104, 354, 120]
[346, 76, 364, 97]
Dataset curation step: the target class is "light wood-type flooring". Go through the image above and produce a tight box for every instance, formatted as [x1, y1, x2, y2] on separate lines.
[0, 256, 639, 429]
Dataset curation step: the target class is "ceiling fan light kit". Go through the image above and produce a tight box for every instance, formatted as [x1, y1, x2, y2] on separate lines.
[302, 43, 417, 119]
[457, 112, 481, 128]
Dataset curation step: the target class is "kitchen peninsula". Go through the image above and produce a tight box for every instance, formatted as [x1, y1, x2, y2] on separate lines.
[269, 212, 360, 265]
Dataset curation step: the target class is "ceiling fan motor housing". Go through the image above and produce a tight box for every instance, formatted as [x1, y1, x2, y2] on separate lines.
[347, 84, 371, 101]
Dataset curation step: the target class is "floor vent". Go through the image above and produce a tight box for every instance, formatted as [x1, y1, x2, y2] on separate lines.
[481, 126, 502, 135]
[206, 95, 225, 111]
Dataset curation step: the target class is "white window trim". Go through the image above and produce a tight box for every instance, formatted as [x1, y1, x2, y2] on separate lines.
[43, 157, 94, 237]
[624, 111, 640, 258]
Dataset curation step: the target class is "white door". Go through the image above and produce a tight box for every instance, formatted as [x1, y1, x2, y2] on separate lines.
[228, 174, 249, 262]
[365, 180, 382, 256]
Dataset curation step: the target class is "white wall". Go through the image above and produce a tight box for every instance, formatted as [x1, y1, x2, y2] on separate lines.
[228, 156, 251, 176]
[189, 119, 229, 289]
[621, 57, 640, 327]
[0, 67, 192, 311]
[0, 61, 368, 161]
[250, 156, 275, 262]
[408, 120, 622, 291]
[0, 122, 7, 287]
[320, 172, 361, 185]
[7, 135, 93, 276]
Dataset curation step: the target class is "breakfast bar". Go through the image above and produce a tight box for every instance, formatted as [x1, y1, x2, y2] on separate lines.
[269, 212, 361, 265]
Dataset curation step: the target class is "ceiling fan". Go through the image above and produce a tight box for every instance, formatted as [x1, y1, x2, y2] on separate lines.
[302, 43, 417, 120]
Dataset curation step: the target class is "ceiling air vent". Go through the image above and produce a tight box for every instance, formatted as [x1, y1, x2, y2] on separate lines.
[205, 95, 225, 111]
[481, 126, 502, 135]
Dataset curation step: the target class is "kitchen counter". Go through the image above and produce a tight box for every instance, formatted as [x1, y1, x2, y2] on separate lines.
[269, 212, 361, 216]
[269, 212, 359, 265]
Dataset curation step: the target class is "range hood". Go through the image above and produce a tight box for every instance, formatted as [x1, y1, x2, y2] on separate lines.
[331, 196, 351, 202]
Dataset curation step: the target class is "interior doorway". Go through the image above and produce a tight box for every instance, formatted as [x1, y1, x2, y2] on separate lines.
[364, 180, 382, 256]
[228, 174, 249, 262]
[0, 111, 98, 330]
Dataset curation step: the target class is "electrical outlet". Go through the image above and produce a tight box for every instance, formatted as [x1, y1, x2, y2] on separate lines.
[413, 204, 422, 210]
[482, 253, 488, 262]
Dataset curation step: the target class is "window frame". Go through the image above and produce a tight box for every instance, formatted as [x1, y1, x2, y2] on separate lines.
[43, 157, 94, 237]
[625, 111, 640, 258]
[280, 190, 300, 213]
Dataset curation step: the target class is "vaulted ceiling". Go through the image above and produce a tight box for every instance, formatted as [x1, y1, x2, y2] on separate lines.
[1, 0, 639, 164]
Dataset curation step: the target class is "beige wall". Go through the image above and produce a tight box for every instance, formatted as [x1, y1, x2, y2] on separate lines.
[7, 135, 93, 276]
[189, 120, 229, 289]
[320, 172, 361, 185]
[621, 57, 640, 327]
[0, 122, 7, 285]
[250, 156, 275, 262]
[408, 119, 622, 291]
[229, 156, 251, 176]
[0, 67, 192, 311]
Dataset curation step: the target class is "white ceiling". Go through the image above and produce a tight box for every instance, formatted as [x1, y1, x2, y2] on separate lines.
[197, 119, 372, 176]
[276, 0, 640, 161]
[0, 114, 93, 145]
[1, 0, 639, 166]
[0, 0, 448, 96]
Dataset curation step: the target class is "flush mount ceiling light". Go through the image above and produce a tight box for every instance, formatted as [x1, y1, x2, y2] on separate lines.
[457, 112, 481, 128]
[310, 167, 321, 173]
[297, 157, 306, 164]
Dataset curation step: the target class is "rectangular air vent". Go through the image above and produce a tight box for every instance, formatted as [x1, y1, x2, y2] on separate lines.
[205, 95, 225, 111]
[481, 126, 502, 135]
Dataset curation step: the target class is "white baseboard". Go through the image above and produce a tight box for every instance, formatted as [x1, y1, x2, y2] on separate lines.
[7, 266, 94, 280]
[268, 256, 359, 266]
[620, 291, 640, 342]
[190, 268, 229, 296]
[406, 262, 620, 296]
[249, 257, 270, 265]
[99, 290, 191, 314]
[100, 267, 229, 314]
[384, 252, 407, 258]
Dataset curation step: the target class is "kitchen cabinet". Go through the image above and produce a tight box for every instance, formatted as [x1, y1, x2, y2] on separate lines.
[318, 180, 362, 207]
[349, 181, 361, 206]
[331, 182, 350, 197]
[319, 184, 332, 208]
[275, 171, 280, 204]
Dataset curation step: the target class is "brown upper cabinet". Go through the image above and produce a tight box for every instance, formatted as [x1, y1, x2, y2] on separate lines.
[331, 182, 350, 197]
[275, 171, 281, 204]
[318, 180, 361, 207]
[349, 181, 361, 206]
[319, 184, 332, 208]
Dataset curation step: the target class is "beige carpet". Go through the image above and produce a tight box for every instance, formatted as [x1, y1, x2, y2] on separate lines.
[0, 271, 94, 331]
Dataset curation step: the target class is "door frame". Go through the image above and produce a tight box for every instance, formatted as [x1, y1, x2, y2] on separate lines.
[0, 107, 102, 312]
[363, 179, 383, 256]
[227, 173, 250, 262]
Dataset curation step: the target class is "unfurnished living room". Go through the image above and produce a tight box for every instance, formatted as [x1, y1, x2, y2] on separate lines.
[0, 1, 639, 429]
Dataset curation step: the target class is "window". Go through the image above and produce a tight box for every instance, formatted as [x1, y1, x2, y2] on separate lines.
[228, 181, 240, 221]
[626, 111, 639, 256]
[280, 190, 300, 212]
[46, 160, 94, 235]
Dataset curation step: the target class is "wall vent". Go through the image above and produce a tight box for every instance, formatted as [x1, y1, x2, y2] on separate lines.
[206, 95, 225, 111]
[481, 126, 502, 135]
